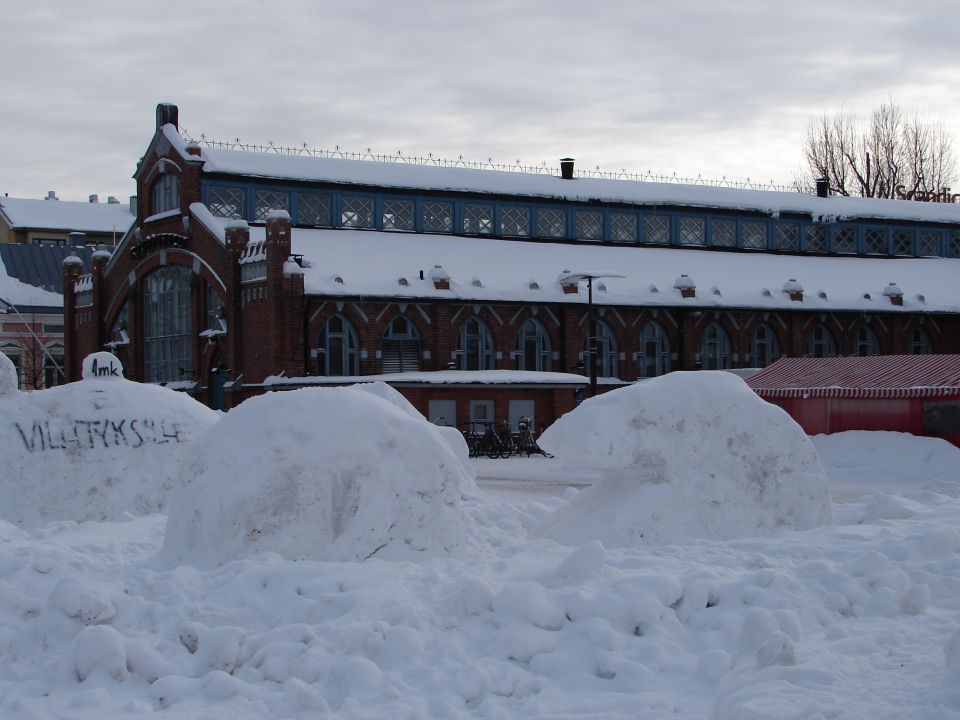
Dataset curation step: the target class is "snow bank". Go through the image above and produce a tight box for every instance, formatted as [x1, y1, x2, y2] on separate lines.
[812, 431, 960, 500]
[535, 371, 831, 546]
[0, 351, 18, 396]
[0, 352, 218, 527]
[162, 386, 480, 566]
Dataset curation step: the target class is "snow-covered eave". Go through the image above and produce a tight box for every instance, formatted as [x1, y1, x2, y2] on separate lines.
[190, 202, 228, 245]
[260, 370, 595, 388]
[300, 287, 953, 315]
[133, 124, 192, 180]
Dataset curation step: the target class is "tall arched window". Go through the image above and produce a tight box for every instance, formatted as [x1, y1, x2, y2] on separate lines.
[514, 318, 551, 371]
[381, 315, 421, 373]
[143, 265, 192, 382]
[316, 314, 359, 376]
[807, 324, 837, 358]
[853, 326, 880, 356]
[700, 321, 732, 370]
[751, 323, 781, 368]
[908, 326, 932, 354]
[151, 172, 180, 215]
[584, 318, 620, 378]
[638, 321, 670, 378]
[457, 316, 495, 370]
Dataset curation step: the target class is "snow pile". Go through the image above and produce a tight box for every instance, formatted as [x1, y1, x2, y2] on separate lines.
[353, 381, 474, 478]
[813, 430, 960, 500]
[0, 352, 218, 527]
[162, 386, 480, 566]
[0, 351, 18, 396]
[535, 371, 831, 546]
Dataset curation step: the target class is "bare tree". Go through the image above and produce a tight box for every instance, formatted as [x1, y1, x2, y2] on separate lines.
[797, 101, 956, 199]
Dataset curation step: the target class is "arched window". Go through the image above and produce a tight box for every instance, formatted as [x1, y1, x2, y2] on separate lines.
[143, 265, 192, 382]
[908, 326, 933, 354]
[700, 321, 732, 370]
[316, 314, 359, 376]
[514, 318, 552, 371]
[381, 315, 421, 373]
[638, 321, 670, 378]
[751, 323, 781, 368]
[853, 326, 880, 356]
[583, 318, 620, 378]
[807, 324, 837, 358]
[151, 172, 180, 215]
[457, 316, 495, 370]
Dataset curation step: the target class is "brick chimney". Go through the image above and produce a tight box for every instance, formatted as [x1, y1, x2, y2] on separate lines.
[673, 274, 696, 299]
[882, 282, 904, 306]
[429, 264, 451, 290]
[560, 158, 575, 180]
[782, 278, 804, 302]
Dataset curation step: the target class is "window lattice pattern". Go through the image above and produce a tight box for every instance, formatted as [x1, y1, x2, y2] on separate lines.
[254, 190, 289, 221]
[575, 211, 603, 241]
[463, 204, 494, 234]
[422, 201, 453, 233]
[500, 206, 530, 236]
[864, 228, 887, 255]
[948, 234, 960, 259]
[341, 197, 374, 228]
[382, 199, 414, 231]
[833, 227, 856, 254]
[678, 217, 705, 246]
[712, 219, 736, 247]
[742, 221, 767, 249]
[805, 226, 827, 252]
[609, 213, 637, 243]
[643, 215, 670, 244]
[143, 265, 192, 383]
[298, 194, 331, 226]
[775, 224, 799, 251]
[536, 208, 566, 238]
[919, 231, 941, 257]
[893, 230, 913, 256]
[208, 187, 245, 219]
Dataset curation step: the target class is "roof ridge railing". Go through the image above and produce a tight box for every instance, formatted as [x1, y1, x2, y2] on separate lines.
[179, 128, 801, 194]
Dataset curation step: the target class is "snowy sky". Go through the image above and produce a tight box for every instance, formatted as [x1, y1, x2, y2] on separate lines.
[2, 0, 959, 203]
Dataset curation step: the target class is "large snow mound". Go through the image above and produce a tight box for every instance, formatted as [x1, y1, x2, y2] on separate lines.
[535, 371, 831, 546]
[162, 386, 480, 566]
[0, 353, 219, 527]
[813, 430, 960, 500]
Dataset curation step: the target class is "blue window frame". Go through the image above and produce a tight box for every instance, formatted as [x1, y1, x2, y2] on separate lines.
[515, 318, 552, 371]
[151, 173, 180, 215]
[207, 185, 246, 219]
[316, 314, 359, 375]
[863, 227, 888, 255]
[254, 189, 289, 222]
[700, 322, 731, 369]
[741, 221, 767, 250]
[382, 198, 415, 231]
[804, 225, 828, 253]
[609, 213, 637, 243]
[832, 226, 857, 254]
[751, 323, 781, 367]
[807, 324, 837, 358]
[500, 206, 531, 237]
[638, 321, 670, 378]
[711, 218, 737, 247]
[341, 196, 375, 228]
[296, 193, 332, 226]
[463, 203, 494, 234]
[892, 229, 914, 256]
[457, 316, 496, 370]
[918, 230, 942, 257]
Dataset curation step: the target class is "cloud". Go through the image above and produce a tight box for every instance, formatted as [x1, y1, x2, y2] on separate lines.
[1, 0, 958, 199]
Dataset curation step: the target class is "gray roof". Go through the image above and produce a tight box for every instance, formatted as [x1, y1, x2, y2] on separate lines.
[0, 243, 93, 295]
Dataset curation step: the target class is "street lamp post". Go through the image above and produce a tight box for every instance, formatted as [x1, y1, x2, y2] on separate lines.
[557, 271, 626, 397]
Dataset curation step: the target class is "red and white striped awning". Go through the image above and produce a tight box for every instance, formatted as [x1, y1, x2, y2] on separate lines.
[746, 355, 960, 399]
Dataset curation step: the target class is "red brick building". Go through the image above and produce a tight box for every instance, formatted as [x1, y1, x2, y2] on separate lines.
[63, 104, 960, 430]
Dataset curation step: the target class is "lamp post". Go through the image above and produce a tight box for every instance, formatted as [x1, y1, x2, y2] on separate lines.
[557, 271, 626, 397]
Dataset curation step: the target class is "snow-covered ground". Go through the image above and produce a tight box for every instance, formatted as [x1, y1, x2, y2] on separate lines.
[2, 362, 960, 719]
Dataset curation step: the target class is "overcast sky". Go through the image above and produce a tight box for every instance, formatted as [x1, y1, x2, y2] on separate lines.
[2, 1, 958, 203]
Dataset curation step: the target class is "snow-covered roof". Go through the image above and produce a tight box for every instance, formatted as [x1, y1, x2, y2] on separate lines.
[167, 124, 960, 225]
[0, 196, 133, 234]
[0, 244, 93, 310]
[747, 355, 960, 399]
[203, 219, 960, 314]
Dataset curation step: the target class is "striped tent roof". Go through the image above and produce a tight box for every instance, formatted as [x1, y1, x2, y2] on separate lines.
[746, 355, 960, 399]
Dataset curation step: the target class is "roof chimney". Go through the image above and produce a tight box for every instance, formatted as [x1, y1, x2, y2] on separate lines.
[69, 231, 87, 247]
[156, 102, 179, 131]
[88, 194, 99, 203]
[129, 196, 137, 215]
[46, 190, 58, 201]
[815, 178, 829, 198]
[560, 158, 575, 180]
[107, 196, 118, 204]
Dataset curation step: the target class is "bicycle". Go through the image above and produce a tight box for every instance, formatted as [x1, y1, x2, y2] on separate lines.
[516, 416, 553, 458]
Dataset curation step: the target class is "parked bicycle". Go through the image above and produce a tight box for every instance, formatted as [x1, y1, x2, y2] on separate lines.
[515, 416, 553, 457]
